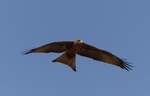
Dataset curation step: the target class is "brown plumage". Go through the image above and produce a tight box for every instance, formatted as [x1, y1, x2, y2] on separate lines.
[24, 40, 132, 71]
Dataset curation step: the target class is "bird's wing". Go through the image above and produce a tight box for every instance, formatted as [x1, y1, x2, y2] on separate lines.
[77, 43, 132, 71]
[24, 41, 74, 54]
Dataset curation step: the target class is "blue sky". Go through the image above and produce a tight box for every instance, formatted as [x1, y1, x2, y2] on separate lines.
[0, 0, 150, 96]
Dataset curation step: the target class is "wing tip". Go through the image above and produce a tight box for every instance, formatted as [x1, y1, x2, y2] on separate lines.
[121, 60, 133, 71]
[23, 49, 33, 55]
[52, 59, 57, 62]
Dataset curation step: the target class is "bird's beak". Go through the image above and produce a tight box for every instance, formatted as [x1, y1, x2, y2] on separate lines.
[80, 40, 84, 43]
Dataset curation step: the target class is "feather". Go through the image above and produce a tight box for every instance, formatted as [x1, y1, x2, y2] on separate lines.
[52, 49, 76, 71]
[24, 41, 73, 54]
[77, 43, 133, 71]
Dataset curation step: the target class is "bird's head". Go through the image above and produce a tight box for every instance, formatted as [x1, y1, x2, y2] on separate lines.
[75, 40, 84, 44]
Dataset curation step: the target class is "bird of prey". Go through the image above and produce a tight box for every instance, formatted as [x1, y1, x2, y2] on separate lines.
[24, 40, 132, 71]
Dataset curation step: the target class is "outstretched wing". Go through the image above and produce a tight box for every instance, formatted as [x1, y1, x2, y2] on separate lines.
[24, 41, 73, 54]
[78, 43, 133, 71]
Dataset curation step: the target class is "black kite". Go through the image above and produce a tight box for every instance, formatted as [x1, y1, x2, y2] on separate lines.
[24, 40, 132, 71]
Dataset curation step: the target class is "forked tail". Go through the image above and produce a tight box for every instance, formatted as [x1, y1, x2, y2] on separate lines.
[52, 50, 76, 71]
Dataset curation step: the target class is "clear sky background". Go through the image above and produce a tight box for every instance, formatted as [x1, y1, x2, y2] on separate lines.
[0, 0, 150, 96]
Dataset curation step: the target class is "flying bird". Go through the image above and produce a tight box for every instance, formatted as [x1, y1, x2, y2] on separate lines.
[24, 40, 132, 71]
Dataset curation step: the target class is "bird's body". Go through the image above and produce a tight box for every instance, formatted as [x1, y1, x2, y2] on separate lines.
[24, 40, 132, 71]
[51, 40, 84, 71]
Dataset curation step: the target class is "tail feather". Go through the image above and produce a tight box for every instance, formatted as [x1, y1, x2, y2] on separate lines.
[52, 51, 76, 71]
